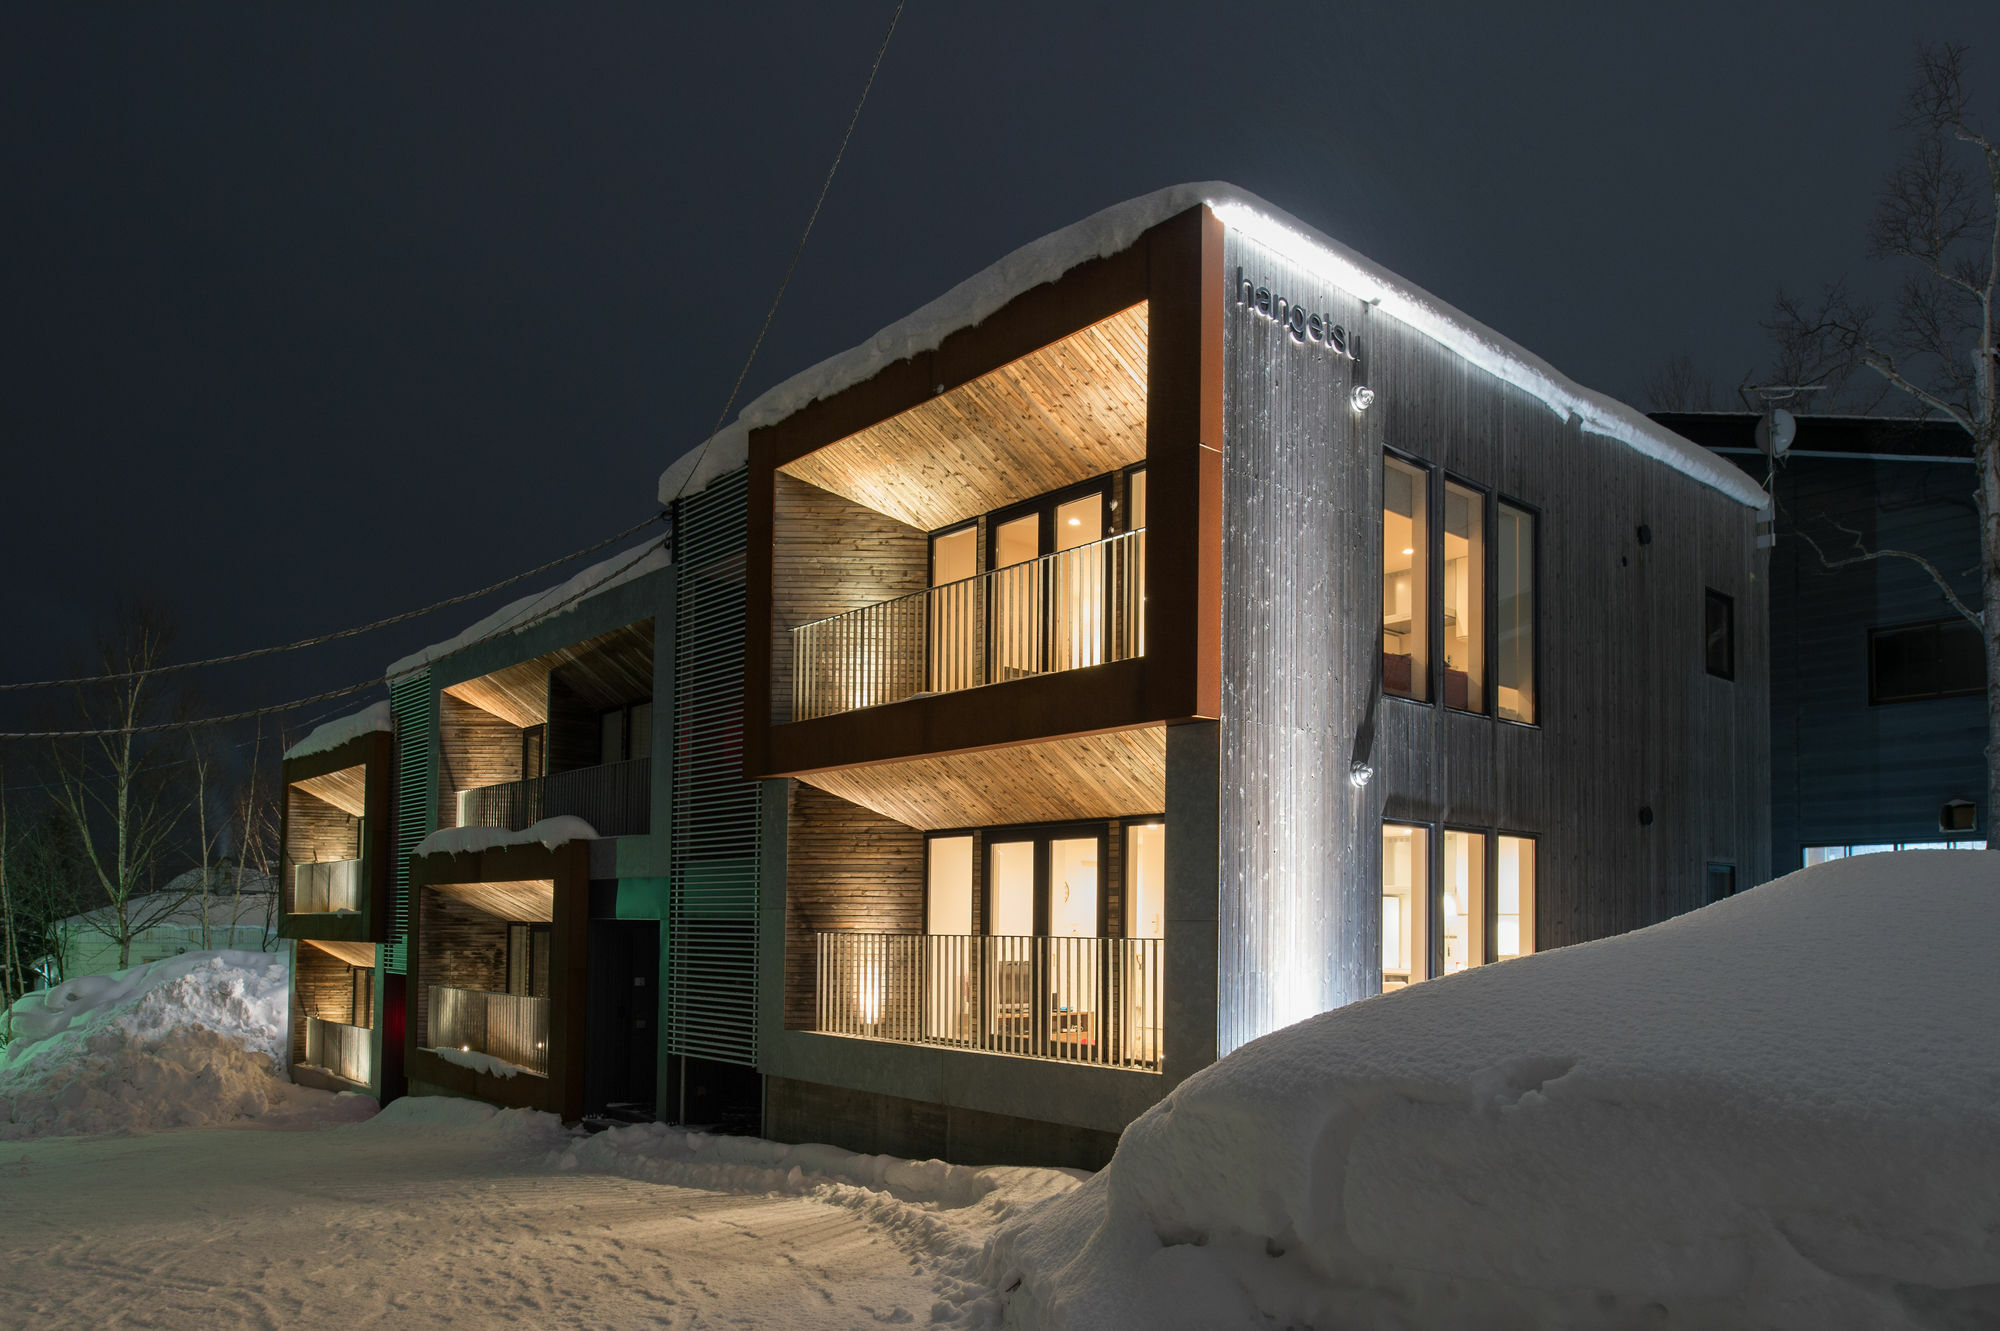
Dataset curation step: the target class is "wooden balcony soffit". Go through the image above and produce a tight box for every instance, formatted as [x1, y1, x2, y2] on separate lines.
[800, 725, 1165, 830]
[779, 303, 1149, 532]
[442, 621, 653, 729]
[292, 764, 367, 818]
[301, 937, 378, 968]
[428, 878, 556, 924]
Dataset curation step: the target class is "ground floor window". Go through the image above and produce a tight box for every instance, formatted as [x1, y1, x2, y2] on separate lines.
[1384, 823, 1536, 990]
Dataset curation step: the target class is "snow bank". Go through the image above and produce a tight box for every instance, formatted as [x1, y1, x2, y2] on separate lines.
[358, 1094, 572, 1152]
[414, 816, 599, 858]
[658, 182, 1764, 510]
[387, 542, 670, 680]
[284, 700, 392, 761]
[987, 851, 2000, 1331]
[429, 1046, 532, 1079]
[0, 951, 376, 1140]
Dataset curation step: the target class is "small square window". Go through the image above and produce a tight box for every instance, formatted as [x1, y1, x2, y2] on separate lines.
[1705, 862, 1736, 905]
[1705, 589, 1734, 680]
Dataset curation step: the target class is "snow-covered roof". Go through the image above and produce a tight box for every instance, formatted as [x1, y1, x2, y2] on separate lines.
[658, 182, 1766, 510]
[387, 542, 671, 681]
[57, 874, 278, 933]
[413, 816, 600, 858]
[285, 700, 393, 761]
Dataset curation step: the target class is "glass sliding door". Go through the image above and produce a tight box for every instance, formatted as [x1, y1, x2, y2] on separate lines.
[1050, 496, 1107, 672]
[928, 526, 980, 693]
[1046, 836, 1101, 1059]
[984, 838, 1037, 1052]
[989, 514, 1043, 681]
[1123, 822, 1164, 1065]
[924, 835, 974, 1042]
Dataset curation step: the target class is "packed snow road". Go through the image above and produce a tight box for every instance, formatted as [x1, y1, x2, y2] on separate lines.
[0, 1100, 1076, 1328]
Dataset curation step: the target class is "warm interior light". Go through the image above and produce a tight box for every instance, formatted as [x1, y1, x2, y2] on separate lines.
[1402, 547, 1414, 556]
[1067, 517, 1080, 526]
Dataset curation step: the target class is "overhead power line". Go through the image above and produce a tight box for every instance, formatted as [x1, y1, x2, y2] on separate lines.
[667, 0, 905, 504]
[0, 537, 666, 740]
[0, 511, 667, 693]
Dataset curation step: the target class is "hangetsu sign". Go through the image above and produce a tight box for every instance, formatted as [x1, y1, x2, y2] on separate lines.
[1233, 266, 1359, 361]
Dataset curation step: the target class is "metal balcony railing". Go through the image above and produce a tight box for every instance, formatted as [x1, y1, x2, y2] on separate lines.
[304, 1015, 373, 1086]
[427, 985, 550, 1077]
[791, 528, 1146, 722]
[813, 932, 1162, 1070]
[457, 757, 650, 838]
[292, 859, 362, 915]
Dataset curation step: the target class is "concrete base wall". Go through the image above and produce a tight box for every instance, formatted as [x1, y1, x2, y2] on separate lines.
[765, 1075, 1121, 1171]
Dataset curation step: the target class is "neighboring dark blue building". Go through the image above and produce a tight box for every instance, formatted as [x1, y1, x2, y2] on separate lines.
[1657, 413, 1986, 872]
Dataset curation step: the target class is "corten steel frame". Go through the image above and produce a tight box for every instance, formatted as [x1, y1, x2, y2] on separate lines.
[279, 729, 395, 944]
[746, 205, 1225, 779]
[404, 838, 591, 1121]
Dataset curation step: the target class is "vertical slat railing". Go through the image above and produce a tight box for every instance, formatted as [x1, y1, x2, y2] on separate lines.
[304, 1015, 374, 1085]
[427, 984, 551, 1077]
[293, 859, 362, 914]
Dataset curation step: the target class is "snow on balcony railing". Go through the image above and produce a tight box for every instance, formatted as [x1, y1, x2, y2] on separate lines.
[791, 528, 1145, 722]
[427, 985, 550, 1077]
[292, 859, 362, 915]
[303, 1015, 373, 1087]
[456, 757, 650, 839]
[814, 931, 1162, 1071]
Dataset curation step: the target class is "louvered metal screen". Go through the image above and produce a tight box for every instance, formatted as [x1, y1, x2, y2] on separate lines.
[386, 669, 435, 975]
[668, 469, 760, 1066]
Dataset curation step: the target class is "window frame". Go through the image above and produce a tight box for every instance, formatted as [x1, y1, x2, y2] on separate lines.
[1705, 588, 1736, 682]
[928, 521, 980, 587]
[1382, 447, 1435, 706]
[1380, 818, 1435, 989]
[1867, 616, 1985, 705]
[984, 475, 1114, 568]
[1440, 472, 1491, 716]
[1704, 861, 1737, 905]
[1121, 817, 1166, 938]
[1493, 494, 1542, 728]
[1437, 824, 1490, 977]
[927, 819, 1113, 940]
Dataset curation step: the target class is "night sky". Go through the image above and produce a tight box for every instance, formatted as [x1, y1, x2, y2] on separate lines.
[3, 3, 1997, 746]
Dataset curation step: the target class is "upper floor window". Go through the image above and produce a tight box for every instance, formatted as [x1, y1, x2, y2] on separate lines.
[1382, 456, 1430, 701]
[1705, 589, 1735, 681]
[1869, 618, 1984, 704]
[600, 701, 653, 765]
[1443, 481, 1486, 712]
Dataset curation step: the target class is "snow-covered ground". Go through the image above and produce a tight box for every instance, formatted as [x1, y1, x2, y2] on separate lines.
[985, 851, 2000, 1330]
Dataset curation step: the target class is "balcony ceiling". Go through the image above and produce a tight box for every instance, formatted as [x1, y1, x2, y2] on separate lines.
[293, 764, 367, 818]
[444, 622, 654, 729]
[780, 302, 1149, 531]
[428, 878, 556, 923]
[302, 937, 378, 968]
[799, 725, 1165, 830]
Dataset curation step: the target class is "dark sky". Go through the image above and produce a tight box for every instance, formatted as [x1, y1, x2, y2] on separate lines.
[3, 2, 1997, 748]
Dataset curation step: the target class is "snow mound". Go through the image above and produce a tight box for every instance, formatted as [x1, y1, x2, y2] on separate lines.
[285, 700, 392, 760]
[0, 951, 375, 1141]
[986, 851, 2000, 1331]
[415, 816, 599, 858]
[359, 1094, 572, 1151]
[429, 1045, 532, 1079]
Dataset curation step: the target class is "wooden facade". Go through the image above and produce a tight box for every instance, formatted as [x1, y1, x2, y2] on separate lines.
[750, 197, 1770, 1163]
[278, 728, 394, 945]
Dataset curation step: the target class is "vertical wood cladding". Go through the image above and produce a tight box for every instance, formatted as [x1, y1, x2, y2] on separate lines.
[291, 944, 359, 1064]
[437, 693, 522, 829]
[783, 782, 925, 1028]
[545, 671, 598, 775]
[770, 472, 930, 725]
[412, 888, 510, 1045]
[283, 786, 360, 908]
[1214, 225, 1770, 1059]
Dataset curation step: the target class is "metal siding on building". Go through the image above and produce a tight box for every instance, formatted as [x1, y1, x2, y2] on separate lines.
[670, 468, 762, 1066]
[386, 670, 435, 975]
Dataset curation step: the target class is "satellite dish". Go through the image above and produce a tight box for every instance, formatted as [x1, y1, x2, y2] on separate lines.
[1755, 408, 1797, 456]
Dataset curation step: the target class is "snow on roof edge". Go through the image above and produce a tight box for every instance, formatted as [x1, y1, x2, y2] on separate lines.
[284, 700, 393, 761]
[387, 542, 671, 682]
[657, 182, 1767, 510]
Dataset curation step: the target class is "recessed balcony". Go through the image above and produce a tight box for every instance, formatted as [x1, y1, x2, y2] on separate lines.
[456, 757, 651, 839]
[792, 529, 1146, 721]
[292, 858, 362, 915]
[426, 984, 550, 1078]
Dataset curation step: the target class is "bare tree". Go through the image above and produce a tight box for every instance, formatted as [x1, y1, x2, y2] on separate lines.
[1769, 41, 1999, 844]
[1643, 352, 1719, 412]
[46, 610, 196, 968]
[233, 715, 282, 952]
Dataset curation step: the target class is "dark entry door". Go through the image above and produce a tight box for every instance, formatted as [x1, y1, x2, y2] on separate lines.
[585, 920, 660, 1118]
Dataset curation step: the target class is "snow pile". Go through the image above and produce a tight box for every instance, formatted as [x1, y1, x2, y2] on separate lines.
[284, 700, 392, 760]
[560, 1121, 1084, 1322]
[0, 951, 374, 1140]
[430, 1046, 532, 1079]
[658, 182, 1763, 509]
[986, 851, 2000, 1331]
[357, 1094, 572, 1152]
[415, 816, 599, 858]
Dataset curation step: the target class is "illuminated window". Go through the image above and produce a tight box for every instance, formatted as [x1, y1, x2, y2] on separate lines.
[1124, 822, 1164, 939]
[1381, 823, 1428, 990]
[1440, 830, 1486, 975]
[1383, 456, 1430, 701]
[1443, 481, 1485, 712]
[926, 835, 974, 935]
[1803, 840, 1982, 865]
[1496, 836, 1536, 961]
[1497, 502, 1536, 723]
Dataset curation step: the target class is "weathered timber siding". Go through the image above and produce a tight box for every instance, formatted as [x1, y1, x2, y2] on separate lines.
[783, 783, 925, 1029]
[291, 944, 358, 1064]
[1213, 226, 1770, 1058]
[770, 473, 930, 724]
[437, 693, 522, 829]
[413, 887, 509, 1045]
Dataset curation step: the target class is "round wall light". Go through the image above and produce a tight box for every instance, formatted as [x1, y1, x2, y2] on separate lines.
[1351, 385, 1377, 412]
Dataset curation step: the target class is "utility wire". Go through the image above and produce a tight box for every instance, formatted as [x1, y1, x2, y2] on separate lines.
[0, 511, 666, 693]
[0, 537, 667, 740]
[666, 0, 905, 504]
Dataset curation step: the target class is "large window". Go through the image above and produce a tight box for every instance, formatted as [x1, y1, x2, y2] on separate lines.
[1869, 618, 1984, 704]
[1383, 456, 1430, 700]
[1496, 501, 1536, 722]
[1443, 482, 1485, 712]
[1383, 824, 1536, 991]
[1125, 822, 1164, 939]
